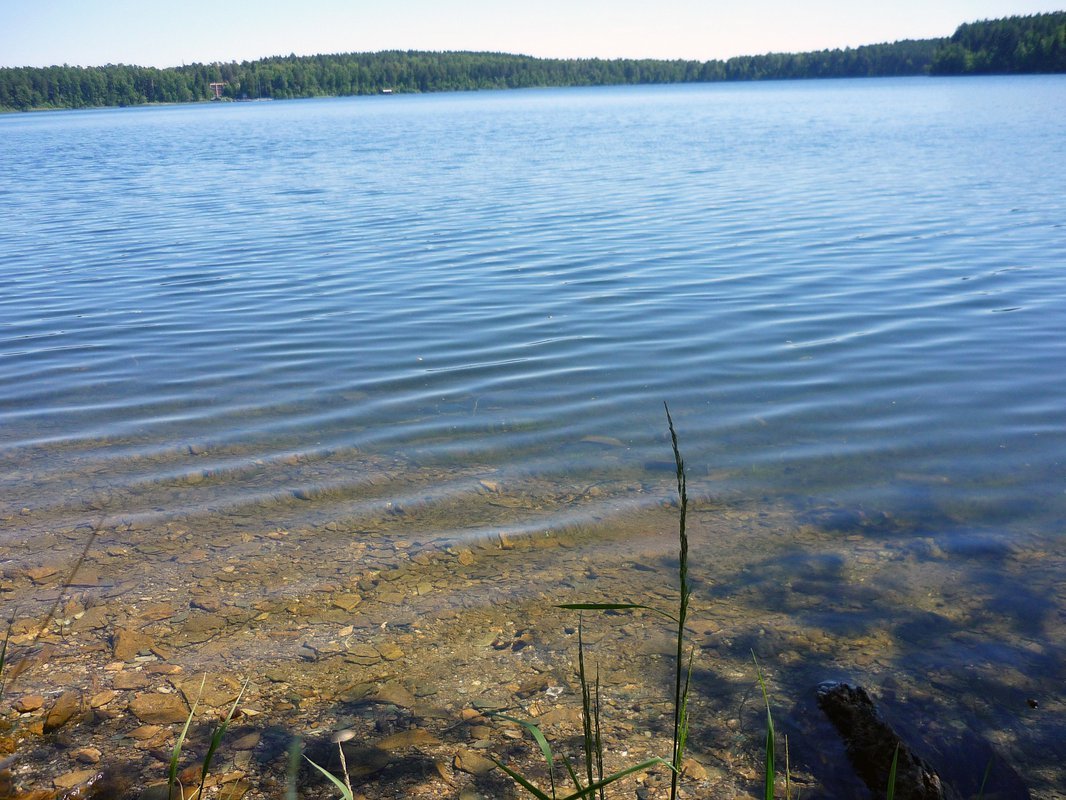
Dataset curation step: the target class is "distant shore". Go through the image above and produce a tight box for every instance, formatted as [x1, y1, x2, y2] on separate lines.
[2, 12, 1062, 113]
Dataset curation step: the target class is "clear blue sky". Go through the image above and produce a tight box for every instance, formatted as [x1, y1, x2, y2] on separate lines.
[2, 1, 1063, 68]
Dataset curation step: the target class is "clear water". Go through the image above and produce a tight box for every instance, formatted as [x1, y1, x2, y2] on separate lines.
[1, 77, 1065, 792]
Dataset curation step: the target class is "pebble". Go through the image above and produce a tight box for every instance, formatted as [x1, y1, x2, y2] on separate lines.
[53, 769, 99, 790]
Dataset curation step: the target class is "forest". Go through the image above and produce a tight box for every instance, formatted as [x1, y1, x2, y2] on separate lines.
[930, 11, 1066, 74]
[1, 13, 1062, 112]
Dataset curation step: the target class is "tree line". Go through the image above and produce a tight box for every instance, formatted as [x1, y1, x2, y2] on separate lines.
[930, 12, 1066, 74]
[1, 12, 1061, 112]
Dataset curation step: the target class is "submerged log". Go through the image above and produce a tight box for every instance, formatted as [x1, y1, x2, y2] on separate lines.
[816, 682, 953, 800]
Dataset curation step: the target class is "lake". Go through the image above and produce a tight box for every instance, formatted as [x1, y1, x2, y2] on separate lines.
[1, 77, 1064, 797]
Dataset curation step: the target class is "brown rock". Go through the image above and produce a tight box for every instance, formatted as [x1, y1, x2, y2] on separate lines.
[129, 693, 190, 725]
[14, 694, 44, 713]
[175, 674, 242, 709]
[369, 681, 416, 709]
[90, 690, 119, 708]
[376, 643, 404, 661]
[53, 769, 99, 790]
[453, 749, 496, 776]
[113, 672, 150, 690]
[26, 565, 59, 583]
[332, 593, 363, 612]
[75, 747, 102, 764]
[112, 628, 152, 661]
[44, 690, 82, 732]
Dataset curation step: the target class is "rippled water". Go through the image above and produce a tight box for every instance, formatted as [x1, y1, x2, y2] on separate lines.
[1, 76, 1065, 794]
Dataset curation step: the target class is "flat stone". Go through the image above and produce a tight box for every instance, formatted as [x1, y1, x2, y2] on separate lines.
[113, 672, 150, 690]
[14, 694, 44, 713]
[176, 674, 242, 708]
[332, 593, 363, 612]
[112, 628, 152, 661]
[52, 769, 99, 790]
[90, 690, 119, 708]
[370, 681, 416, 709]
[453, 748, 496, 776]
[26, 565, 59, 583]
[377, 643, 404, 661]
[129, 693, 190, 725]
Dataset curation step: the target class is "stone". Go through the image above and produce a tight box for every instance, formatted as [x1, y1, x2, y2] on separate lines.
[376, 643, 404, 661]
[14, 695, 44, 713]
[113, 672, 150, 690]
[332, 593, 363, 612]
[369, 681, 416, 709]
[129, 693, 190, 725]
[453, 748, 496, 776]
[112, 628, 152, 661]
[90, 690, 119, 708]
[44, 690, 82, 732]
[52, 769, 99, 790]
[75, 747, 102, 764]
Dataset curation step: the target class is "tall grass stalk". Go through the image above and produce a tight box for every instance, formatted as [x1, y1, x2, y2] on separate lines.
[169, 675, 205, 800]
[665, 403, 692, 800]
[753, 654, 775, 800]
[194, 680, 248, 798]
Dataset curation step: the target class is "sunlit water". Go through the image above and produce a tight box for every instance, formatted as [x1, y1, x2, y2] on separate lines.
[1, 77, 1065, 793]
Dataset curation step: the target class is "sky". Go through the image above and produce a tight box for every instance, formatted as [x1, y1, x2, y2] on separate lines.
[2, 1, 1064, 69]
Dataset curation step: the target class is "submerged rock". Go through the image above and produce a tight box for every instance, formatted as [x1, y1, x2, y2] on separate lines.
[816, 682, 953, 800]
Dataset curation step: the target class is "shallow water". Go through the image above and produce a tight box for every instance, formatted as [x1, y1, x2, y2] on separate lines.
[1, 77, 1065, 796]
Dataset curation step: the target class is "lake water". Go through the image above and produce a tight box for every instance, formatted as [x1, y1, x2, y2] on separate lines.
[1, 77, 1065, 796]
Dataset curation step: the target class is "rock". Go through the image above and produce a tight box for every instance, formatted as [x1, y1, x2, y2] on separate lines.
[113, 672, 150, 690]
[332, 593, 362, 612]
[112, 628, 152, 661]
[26, 565, 59, 583]
[369, 681, 416, 709]
[90, 690, 118, 708]
[129, 693, 190, 725]
[44, 690, 82, 732]
[682, 757, 709, 781]
[377, 643, 404, 661]
[175, 674, 243, 708]
[75, 747, 102, 764]
[53, 769, 99, 790]
[14, 695, 44, 713]
[817, 682, 951, 800]
[453, 749, 496, 776]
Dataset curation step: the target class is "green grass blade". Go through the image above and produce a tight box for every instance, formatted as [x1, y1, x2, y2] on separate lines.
[578, 620, 594, 796]
[169, 674, 205, 800]
[753, 654, 775, 800]
[492, 758, 554, 800]
[558, 757, 674, 800]
[491, 712, 557, 797]
[561, 753, 585, 797]
[976, 756, 993, 799]
[285, 736, 301, 800]
[887, 743, 899, 800]
[198, 679, 249, 793]
[304, 755, 355, 800]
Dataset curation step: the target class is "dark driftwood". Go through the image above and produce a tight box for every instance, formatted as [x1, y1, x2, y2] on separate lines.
[816, 682, 953, 800]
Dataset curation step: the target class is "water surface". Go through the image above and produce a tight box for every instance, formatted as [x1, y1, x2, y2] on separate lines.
[1, 76, 1064, 794]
